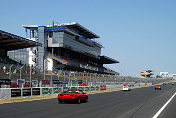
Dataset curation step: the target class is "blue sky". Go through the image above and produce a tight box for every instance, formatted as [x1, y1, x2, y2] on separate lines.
[1, 0, 176, 76]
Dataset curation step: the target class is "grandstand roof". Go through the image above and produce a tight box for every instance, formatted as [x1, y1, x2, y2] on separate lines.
[99, 56, 119, 64]
[66, 22, 99, 39]
[22, 22, 99, 39]
[0, 30, 41, 51]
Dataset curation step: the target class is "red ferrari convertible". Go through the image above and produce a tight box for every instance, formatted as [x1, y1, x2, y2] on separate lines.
[58, 90, 88, 104]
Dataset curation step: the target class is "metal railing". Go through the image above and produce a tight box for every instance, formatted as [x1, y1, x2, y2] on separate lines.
[0, 63, 174, 88]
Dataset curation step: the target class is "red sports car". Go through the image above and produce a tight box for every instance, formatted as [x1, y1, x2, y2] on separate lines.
[155, 85, 161, 90]
[58, 90, 88, 104]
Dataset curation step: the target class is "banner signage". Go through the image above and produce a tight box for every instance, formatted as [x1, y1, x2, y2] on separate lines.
[32, 88, 40, 95]
[100, 84, 106, 90]
[11, 89, 21, 97]
[22, 88, 31, 96]
[42, 88, 52, 95]
[58, 87, 62, 93]
[96, 86, 100, 91]
[53, 88, 59, 93]
[71, 87, 77, 91]
[32, 80, 38, 85]
[85, 87, 90, 91]
[63, 87, 69, 92]
[0, 79, 11, 85]
[42, 80, 50, 85]
[18, 79, 25, 85]
[90, 86, 95, 91]
[78, 80, 82, 84]
[72, 80, 76, 84]
[52, 80, 60, 84]
[80, 64, 98, 71]
[52, 80, 68, 84]
[78, 87, 84, 91]
[61, 81, 68, 84]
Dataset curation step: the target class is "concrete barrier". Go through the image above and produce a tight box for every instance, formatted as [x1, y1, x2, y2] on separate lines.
[0, 86, 100, 99]
[0, 88, 11, 99]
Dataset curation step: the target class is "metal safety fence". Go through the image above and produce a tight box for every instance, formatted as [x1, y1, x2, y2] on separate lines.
[0, 63, 174, 88]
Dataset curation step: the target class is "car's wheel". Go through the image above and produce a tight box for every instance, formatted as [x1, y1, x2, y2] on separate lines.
[58, 99, 63, 104]
[85, 97, 88, 102]
[77, 97, 81, 104]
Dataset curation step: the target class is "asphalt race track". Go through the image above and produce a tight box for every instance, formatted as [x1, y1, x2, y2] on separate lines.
[0, 84, 176, 118]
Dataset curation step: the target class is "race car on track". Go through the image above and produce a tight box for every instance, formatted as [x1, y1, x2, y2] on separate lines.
[58, 90, 88, 104]
[154, 85, 161, 90]
[122, 85, 131, 91]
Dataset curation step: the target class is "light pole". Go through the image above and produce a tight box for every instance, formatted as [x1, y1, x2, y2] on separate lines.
[20, 65, 24, 80]
[58, 70, 60, 81]
[90, 73, 92, 86]
[95, 73, 97, 86]
[19, 65, 24, 88]
[44, 59, 46, 80]
[30, 67, 32, 87]
[64, 71, 65, 82]
[69, 71, 71, 86]
[103, 74, 105, 84]
[9, 64, 13, 80]
[83, 72, 85, 86]
[43, 58, 50, 80]
[86, 72, 88, 86]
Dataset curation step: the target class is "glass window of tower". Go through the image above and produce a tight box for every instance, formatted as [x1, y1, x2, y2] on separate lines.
[30, 30, 38, 38]
[48, 32, 53, 38]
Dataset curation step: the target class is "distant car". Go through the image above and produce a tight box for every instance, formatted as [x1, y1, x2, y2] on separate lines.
[162, 83, 166, 85]
[155, 85, 161, 90]
[58, 90, 88, 104]
[171, 83, 174, 85]
[122, 86, 131, 91]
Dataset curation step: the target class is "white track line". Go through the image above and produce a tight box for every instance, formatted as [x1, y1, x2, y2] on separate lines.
[152, 92, 176, 118]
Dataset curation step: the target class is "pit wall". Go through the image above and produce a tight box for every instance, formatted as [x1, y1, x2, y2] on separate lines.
[0, 86, 100, 99]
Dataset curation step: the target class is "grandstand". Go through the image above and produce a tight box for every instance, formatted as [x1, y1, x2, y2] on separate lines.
[22, 22, 119, 75]
[1, 24, 171, 90]
[0, 29, 41, 87]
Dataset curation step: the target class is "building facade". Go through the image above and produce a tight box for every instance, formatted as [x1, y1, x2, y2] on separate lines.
[137, 70, 153, 78]
[10, 22, 119, 75]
